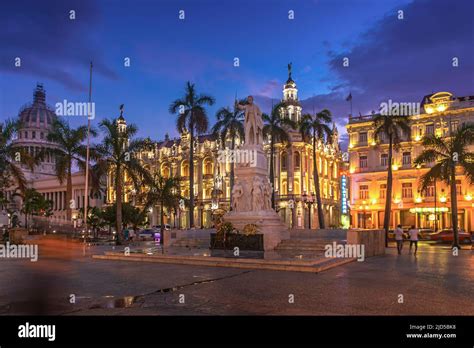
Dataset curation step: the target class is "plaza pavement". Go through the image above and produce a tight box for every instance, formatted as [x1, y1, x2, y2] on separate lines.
[0, 239, 472, 315]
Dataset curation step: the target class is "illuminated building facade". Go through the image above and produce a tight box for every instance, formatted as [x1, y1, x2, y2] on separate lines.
[1, 85, 103, 226]
[346, 92, 474, 231]
[108, 70, 343, 229]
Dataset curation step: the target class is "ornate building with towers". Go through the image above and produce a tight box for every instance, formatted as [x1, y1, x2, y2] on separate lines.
[109, 67, 344, 229]
[1, 84, 103, 227]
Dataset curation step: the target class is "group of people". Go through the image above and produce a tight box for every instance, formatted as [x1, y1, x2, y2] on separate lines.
[394, 225, 419, 255]
[123, 227, 136, 243]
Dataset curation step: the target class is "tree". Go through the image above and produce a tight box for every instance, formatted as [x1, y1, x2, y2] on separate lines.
[78, 206, 105, 237]
[143, 171, 181, 244]
[47, 118, 97, 221]
[0, 119, 36, 193]
[414, 123, 474, 249]
[95, 116, 153, 240]
[169, 82, 215, 228]
[262, 102, 296, 209]
[122, 203, 148, 230]
[298, 110, 333, 229]
[17, 188, 52, 229]
[373, 114, 411, 246]
[211, 105, 244, 209]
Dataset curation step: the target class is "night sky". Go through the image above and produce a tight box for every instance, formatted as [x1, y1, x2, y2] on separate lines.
[1, 0, 473, 147]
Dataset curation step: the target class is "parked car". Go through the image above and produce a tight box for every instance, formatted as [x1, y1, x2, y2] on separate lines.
[426, 229, 472, 244]
[138, 229, 159, 241]
[153, 224, 171, 231]
[416, 228, 434, 240]
[387, 229, 410, 240]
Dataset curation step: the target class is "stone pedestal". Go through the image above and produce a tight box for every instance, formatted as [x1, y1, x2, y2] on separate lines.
[347, 229, 385, 257]
[224, 145, 288, 251]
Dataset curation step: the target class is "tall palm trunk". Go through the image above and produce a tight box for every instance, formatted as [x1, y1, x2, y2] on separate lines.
[383, 135, 394, 247]
[450, 169, 460, 249]
[115, 165, 123, 240]
[313, 136, 325, 229]
[160, 198, 165, 245]
[66, 162, 73, 221]
[269, 135, 275, 209]
[189, 120, 195, 228]
[229, 137, 235, 210]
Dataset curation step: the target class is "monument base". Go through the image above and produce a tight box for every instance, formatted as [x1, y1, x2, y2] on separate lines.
[224, 211, 289, 251]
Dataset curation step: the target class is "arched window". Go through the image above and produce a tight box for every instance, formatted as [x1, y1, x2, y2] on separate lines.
[281, 152, 288, 171]
[161, 163, 170, 178]
[281, 179, 287, 195]
[294, 179, 300, 195]
[181, 161, 189, 177]
[204, 158, 213, 175]
[294, 151, 301, 170]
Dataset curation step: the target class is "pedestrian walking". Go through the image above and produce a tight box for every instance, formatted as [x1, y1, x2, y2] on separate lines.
[124, 227, 129, 241]
[408, 225, 419, 255]
[395, 224, 404, 255]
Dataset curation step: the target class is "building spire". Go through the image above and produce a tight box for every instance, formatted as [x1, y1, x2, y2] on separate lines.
[33, 83, 46, 105]
[117, 104, 127, 133]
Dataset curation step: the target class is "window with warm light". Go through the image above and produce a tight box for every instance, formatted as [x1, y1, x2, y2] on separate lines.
[450, 120, 459, 133]
[359, 132, 368, 145]
[402, 183, 413, 198]
[425, 124, 434, 136]
[379, 184, 387, 199]
[359, 185, 369, 200]
[456, 180, 462, 195]
[402, 151, 411, 166]
[359, 155, 368, 169]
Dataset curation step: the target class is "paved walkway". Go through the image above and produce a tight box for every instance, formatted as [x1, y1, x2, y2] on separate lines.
[0, 239, 472, 315]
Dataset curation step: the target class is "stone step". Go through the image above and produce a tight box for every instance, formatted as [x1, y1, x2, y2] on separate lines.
[276, 245, 326, 251]
[93, 252, 356, 273]
[172, 238, 210, 248]
[275, 239, 346, 252]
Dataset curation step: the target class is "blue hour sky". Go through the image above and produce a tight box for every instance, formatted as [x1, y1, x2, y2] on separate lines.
[1, 0, 473, 147]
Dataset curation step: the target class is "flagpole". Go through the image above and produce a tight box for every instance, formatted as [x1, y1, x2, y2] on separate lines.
[84, 61, 93, 243]
[350, 91, 353, 117]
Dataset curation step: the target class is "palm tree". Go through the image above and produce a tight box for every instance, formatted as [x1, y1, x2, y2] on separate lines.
[262, 102, 296, 209]
[18, 188, 50, 229]
[298, 110, 333, 229]
[373, 114, 411, 246]
[414, 123, 474, 249]
[211, 105, 244, 209]
[95, 115, 153, 240]
[47, 118, 97, 221]
[0, 119, 36, 193]
[169, 82, 215, 228]
[143, 171, 181, 244]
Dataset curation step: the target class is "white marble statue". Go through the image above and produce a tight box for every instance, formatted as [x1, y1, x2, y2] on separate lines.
[232, 182, 244, 211]
[251, 177, 264, 211]
[236, 95, 263, 146]
[263, 180, 272, 210]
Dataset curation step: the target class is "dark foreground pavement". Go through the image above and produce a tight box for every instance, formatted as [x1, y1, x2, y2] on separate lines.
[0, 241, 472, 315]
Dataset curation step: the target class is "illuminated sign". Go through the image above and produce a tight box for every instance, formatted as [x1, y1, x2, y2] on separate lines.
[341, 175, 348, 215]
[409, 207, 448, 213]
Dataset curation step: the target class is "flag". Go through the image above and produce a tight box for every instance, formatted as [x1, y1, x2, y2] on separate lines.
[346, 93, 352, 101]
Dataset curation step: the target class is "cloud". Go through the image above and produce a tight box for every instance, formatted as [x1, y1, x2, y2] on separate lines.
[1, 0, 119, 92]
[307, 0, 474, 128]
